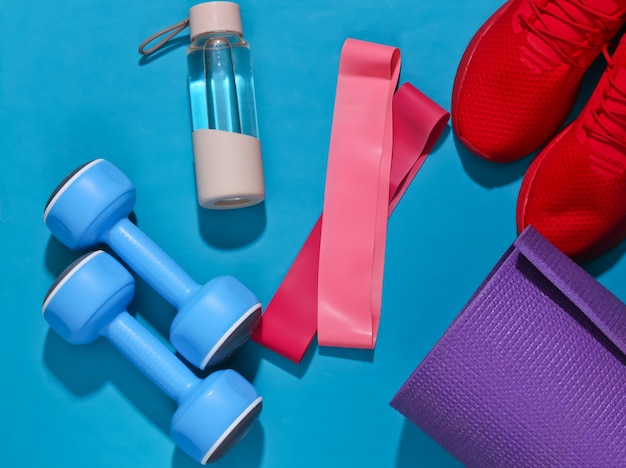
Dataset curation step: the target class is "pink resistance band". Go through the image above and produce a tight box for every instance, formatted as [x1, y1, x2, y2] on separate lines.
[252, 38, 450, 362]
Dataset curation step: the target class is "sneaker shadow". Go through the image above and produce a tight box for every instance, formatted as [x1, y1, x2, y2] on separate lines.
[584, 237, 626, 276]
[455, 138, 535, 188]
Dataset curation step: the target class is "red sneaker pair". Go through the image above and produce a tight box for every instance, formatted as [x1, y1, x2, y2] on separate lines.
[452, 0, 626, 262]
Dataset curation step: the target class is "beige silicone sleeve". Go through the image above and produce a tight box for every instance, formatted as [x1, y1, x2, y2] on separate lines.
[192, 129, 265, 209]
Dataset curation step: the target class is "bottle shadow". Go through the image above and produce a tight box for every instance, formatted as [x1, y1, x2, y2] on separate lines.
[196, 201, 267, 249]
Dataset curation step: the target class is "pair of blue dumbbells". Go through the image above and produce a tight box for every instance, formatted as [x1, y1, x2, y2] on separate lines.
[42, 159, 263, 464]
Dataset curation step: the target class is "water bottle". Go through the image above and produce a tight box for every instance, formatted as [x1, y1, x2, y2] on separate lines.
[187, 2, 265, 210]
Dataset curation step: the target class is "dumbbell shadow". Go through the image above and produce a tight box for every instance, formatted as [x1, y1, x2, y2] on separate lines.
[42, 250, 263, 464]
[43, 329, 265, 466]
[43, 326, 175, 433]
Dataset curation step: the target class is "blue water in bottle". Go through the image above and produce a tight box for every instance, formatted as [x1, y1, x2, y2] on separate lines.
[188, 32, 258, 138]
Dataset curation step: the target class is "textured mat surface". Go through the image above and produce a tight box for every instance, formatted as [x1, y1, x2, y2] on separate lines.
[391, 227, 626, 466]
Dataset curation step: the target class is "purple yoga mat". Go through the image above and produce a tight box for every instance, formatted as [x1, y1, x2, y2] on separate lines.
[391, 226, 626, 467]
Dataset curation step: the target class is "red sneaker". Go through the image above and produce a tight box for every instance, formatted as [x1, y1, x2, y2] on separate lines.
[517, 37, 626, 261]
[452, 0, 626, 162]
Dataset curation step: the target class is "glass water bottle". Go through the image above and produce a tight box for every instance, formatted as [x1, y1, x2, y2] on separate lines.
[187, 2, 265, 209]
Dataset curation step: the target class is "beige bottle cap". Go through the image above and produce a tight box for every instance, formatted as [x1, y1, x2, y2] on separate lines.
[188, 2, 243, 41]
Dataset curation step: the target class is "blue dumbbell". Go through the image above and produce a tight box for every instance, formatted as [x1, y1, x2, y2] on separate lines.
[44, 158, 261, 370]
[43, 250, 263, 464]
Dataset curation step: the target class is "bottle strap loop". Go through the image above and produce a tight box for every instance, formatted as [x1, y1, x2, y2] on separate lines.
[138, 18, 189, 56]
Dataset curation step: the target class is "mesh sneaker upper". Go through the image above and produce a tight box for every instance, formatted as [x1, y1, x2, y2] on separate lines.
[517, 36, 626, 261]
[452, 0, 626, 162]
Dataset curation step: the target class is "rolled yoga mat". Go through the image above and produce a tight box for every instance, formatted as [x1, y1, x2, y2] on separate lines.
[391, 226, 626, 466]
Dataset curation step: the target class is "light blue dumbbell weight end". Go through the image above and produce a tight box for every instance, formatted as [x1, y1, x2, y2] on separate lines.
[171, 276, 262, 369]
[44, 159, 136, 251]
[172, 369, 263, 464]
[42, 251, 136, 344]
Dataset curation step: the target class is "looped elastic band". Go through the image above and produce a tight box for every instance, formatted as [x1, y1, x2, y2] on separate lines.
[138, 18, 189, 56]
[316, 38, 401, 349]
[251, 38, 450, 362]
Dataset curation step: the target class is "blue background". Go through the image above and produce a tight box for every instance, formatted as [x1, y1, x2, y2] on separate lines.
[2, 0, 626, 466]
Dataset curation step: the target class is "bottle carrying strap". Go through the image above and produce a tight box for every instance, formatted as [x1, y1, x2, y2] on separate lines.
[138, 18, 189, 56]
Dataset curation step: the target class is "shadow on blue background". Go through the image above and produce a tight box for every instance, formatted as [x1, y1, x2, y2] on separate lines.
[585, 238, 626, 276]
[250, 337, 317, 380]
[44, 329, 175, 433]
[44, 236, 85, 278]
[455, 139, 534, 189]
[395, 420, 460, 467]
[197, 201, 267, 248]
[318, 345, 375, 363]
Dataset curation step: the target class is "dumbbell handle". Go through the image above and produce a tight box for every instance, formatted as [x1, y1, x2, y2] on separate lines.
[103, 218, 199, 309]
[105, 310, 197, 404]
